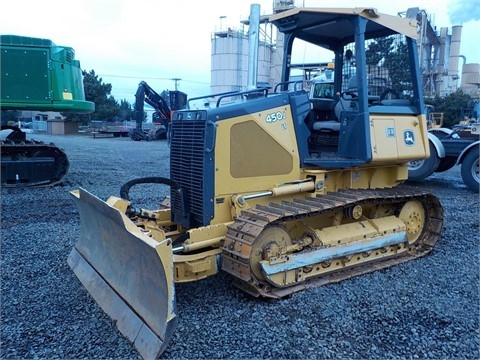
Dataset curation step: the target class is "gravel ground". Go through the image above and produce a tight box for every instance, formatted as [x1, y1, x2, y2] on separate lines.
[1, 133, 479, 359]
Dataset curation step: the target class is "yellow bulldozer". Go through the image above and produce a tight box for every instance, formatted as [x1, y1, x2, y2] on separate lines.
[68, 7, 443, 359]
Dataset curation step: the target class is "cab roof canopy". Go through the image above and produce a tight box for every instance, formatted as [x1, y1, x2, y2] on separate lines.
[269, 7, 418, 50]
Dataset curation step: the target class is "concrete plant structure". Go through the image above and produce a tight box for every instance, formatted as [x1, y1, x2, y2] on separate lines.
[210, 1, 479, 100]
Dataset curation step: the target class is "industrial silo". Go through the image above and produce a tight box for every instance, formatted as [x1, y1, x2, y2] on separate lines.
[461, 63, 480, 97]
[210, 10, 274, 95]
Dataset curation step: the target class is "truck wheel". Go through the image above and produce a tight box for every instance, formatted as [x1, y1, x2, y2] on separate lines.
[408, 141, 440, 182]
[435, 156, 457, 172]
[460, 149, 479, 193]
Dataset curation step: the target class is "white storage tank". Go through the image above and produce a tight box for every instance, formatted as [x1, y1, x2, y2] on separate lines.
[461, 63, 480, 96]
[210, 25, 273, 95]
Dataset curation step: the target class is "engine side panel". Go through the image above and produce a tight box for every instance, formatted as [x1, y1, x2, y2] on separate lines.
[369, 114, 430, 163]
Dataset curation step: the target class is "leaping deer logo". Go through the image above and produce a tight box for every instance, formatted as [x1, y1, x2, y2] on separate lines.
[404, 130, 415, 146]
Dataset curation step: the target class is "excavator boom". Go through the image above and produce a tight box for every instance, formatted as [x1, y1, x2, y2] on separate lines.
[129, 81, 187, 141]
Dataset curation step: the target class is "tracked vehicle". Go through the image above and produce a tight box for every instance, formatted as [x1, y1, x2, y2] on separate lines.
[0, 35, 94, 187]
[68, 7, 443, 359]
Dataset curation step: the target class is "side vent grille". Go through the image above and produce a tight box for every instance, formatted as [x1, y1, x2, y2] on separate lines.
[65, 49, 74, 63]
[170, 119, 207, 228]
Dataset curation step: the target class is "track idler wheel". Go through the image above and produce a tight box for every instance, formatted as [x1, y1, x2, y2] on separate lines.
[250, 226, 292, 283]
[399, 200, 425, 244]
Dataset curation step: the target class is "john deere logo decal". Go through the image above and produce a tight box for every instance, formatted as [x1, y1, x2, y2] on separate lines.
[403, 130, 415, 146]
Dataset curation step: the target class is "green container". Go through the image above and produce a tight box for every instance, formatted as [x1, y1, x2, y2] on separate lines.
[0, 35, 94, 113]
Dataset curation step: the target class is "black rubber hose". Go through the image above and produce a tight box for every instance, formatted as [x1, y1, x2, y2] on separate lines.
[120, 176, 190, 246]
[120, 176, 179, 201]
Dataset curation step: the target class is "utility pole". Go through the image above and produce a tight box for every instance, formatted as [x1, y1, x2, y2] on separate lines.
[171, 78, 181, 91]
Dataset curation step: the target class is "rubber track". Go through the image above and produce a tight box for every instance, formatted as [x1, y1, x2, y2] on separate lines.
[222, 186, 443, 298]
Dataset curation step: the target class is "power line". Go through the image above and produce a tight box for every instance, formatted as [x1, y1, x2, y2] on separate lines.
[171, 78, 181, 91]
[98, 73, 209, 85]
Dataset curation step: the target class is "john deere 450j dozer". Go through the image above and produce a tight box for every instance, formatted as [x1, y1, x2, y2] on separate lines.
[68, 7, 443, 358]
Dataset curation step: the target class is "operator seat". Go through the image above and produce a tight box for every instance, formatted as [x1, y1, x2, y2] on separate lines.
[311, 75, 358, 135]
[334, 75, 358, 121]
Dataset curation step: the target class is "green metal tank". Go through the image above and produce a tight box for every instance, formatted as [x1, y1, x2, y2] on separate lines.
[0, 34, 94, 113]
[1, 35, 94, 187]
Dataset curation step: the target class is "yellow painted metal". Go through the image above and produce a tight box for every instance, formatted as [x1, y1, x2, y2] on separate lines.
[173, 249, 221, 282]
[179, 237, 224, 253]
[215, 105, 301, 197]
[229, 120, 294, 177]
[67, 189, 176, 360]
[428, 113, 444, 129]
[249, 226, 293, 282]
[186, 223, 230, 245]
[259, 216, 408, 287]
[311, 216, 405, 247]
[105, 195, 130, 214]
[271, 181, 315, 196]
[399, 200, 426, 243]
[232, 180, 315, 208]
[210, 105, 417, 225]
[67, 6, 446, 359]
[313, 165, 408, 193]
[269, 7, 418, 39]
[369, 114, 430, 163]
[223, 164, 409, 220]
[263, 240, 408, 287]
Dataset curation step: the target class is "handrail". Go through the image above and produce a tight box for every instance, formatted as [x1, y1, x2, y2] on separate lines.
[274, 80, 305, 92]
[215, 88, 269, 107]
[187, 90, 239, 109]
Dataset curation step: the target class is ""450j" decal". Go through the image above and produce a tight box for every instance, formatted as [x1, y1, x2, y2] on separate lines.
[265, 111, 287, 123]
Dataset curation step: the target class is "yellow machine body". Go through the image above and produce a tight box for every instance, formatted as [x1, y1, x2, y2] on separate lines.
[68, 7, 443, 359]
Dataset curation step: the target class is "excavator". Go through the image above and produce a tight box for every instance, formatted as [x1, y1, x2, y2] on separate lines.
[129, 81, 187, 141]
[68, 7, 444, 359]
[0, 35, 94, 187]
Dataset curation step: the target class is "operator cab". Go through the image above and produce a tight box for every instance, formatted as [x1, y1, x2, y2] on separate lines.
[270, 7, 425, 168]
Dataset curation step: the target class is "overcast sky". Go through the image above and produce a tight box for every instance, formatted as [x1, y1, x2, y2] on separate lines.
[1, 0, 479, 103]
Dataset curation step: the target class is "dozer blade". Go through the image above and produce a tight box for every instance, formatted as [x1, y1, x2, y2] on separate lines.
[67, 188, 176, 359]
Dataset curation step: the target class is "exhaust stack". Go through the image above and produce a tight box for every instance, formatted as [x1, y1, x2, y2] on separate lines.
[247, 4, 261, 90]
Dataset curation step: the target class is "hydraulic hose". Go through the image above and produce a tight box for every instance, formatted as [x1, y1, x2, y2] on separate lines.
[120, 176, 180, 201]
[120, 176, 190, 246]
